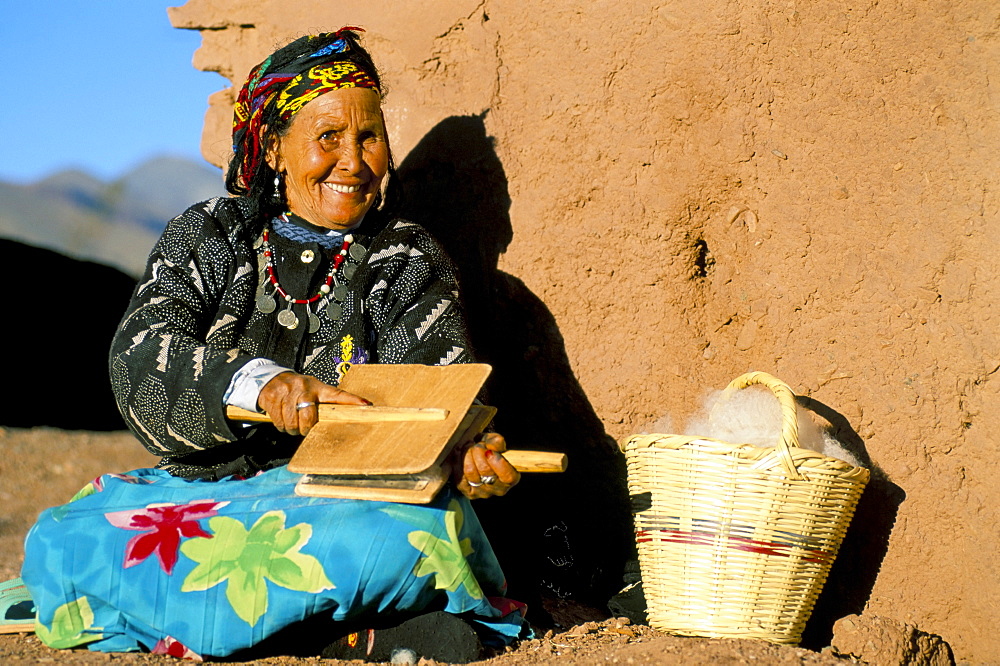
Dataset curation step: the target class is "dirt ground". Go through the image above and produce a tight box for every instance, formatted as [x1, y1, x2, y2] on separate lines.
[1, 427, 859, 665]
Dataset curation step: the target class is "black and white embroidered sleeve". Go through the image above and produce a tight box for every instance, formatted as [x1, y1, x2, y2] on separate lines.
[109, 198, 259, 456]
[364, 220, 474, 366]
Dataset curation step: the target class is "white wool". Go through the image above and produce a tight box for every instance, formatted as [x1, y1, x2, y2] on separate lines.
[680, 387, 862, 467]
[643, 413, 674, 435]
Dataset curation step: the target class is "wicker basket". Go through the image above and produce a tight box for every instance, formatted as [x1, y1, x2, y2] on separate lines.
[622, 371, 869, 645]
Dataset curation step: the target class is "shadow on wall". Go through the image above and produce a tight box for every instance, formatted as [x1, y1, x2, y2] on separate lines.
[797, 396, 906, 649]
[388, 116, 905, 635]
[393, 114, 634, 614]
[0, 239, 132, 430]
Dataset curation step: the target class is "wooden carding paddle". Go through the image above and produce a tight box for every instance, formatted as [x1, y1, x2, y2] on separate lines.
[226, 405, 449, 423]
[225, 363, 566, 503]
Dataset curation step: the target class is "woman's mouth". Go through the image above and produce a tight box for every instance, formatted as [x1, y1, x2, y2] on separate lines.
[324, 182, 363, 194]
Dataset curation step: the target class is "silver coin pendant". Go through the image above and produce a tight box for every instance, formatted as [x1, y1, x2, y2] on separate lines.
[256, 293, 276, 314]
[277, 306, 299, 329]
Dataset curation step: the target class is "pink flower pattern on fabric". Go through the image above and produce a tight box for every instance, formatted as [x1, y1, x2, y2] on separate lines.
[152, 635, 204, 661]
[105, 501, 229, 575]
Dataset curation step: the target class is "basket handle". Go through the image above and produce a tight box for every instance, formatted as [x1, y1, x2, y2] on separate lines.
[717, 371, 805, 480]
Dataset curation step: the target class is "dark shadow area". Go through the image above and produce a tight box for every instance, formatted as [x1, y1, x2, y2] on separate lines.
[0, 239, 132, 430]
[392, 114, 634, 621]
[796, 396, 906, 649]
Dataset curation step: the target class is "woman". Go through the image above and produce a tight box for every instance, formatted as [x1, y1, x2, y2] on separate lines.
[21, 28, 523, 661]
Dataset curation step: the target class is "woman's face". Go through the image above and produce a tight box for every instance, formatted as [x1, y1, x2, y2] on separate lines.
[268, 87, 389, 230]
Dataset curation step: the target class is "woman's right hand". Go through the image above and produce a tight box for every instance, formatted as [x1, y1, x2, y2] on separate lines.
[257, 372, 371, 436]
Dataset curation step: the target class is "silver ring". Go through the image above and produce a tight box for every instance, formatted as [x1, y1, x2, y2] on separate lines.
[480, 475, 497, 485]
[467, 480, 483, 487]
[295, 401, 316, 411]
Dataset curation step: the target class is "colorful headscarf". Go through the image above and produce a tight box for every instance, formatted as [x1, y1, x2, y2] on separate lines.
[231, 28, 380, 191]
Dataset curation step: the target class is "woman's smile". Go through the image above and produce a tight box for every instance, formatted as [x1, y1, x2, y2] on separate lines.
[325, 182, 362, 193]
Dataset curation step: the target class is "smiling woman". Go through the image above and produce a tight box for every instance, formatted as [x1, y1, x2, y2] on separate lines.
[19, 27, 526, 663]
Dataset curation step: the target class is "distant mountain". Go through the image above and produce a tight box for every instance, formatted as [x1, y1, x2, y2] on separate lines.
[0, 156, 227, 277]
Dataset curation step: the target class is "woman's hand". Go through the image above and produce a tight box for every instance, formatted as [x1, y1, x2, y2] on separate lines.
[452, 432, 521, 499]
[257, 371, 371, 436]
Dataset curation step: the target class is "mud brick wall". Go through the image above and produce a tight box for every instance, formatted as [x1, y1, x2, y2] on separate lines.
[170, 1, 999, 661]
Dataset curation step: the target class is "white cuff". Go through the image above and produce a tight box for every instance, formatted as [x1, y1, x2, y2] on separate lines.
[223, 358, 293, 412]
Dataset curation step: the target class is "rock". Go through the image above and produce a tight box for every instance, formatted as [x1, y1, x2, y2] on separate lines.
[391, 647, 418, 665]
[567, 623, 594, 636]
[831, 613, 954, 666]
[611, 625, 637, 638]
[607, 560, 647, 625]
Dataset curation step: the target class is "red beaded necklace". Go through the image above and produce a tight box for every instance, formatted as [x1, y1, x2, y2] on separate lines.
[261, 227, 353, 303]
[261, 227, 353, 331]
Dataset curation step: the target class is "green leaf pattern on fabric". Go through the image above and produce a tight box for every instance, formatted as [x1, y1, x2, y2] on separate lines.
[180, 511, 334, 626]
[51, 482, 98, 522]
[34, 596, 104, 649]
[406, 499, 483, 599]
[378, 503, 431, 528]
[68, 482, 98, 504]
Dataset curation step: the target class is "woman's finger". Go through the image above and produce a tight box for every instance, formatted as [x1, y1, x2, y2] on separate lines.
[281, 394, 303, 436]
[485, 449, 520, 485]
[294, 399, 318, 436]
[315, 385, 372, 406]
[476, 434, 519, 490]
[457, 443, 489, 499]
[479, 432, 508, 453]
[469, 444, 493, 482]
[462, 443, 486, 483]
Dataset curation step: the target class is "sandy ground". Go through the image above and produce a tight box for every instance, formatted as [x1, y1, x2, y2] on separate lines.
[0, 427, 855, 664]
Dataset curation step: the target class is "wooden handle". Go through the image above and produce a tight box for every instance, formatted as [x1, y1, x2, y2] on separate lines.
[503, 450, 568, 473]
[226, 405, 449, 423]
[227, 406, 567, 474]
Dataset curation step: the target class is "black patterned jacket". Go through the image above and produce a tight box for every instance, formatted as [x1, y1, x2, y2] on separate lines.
[109, 196, 472, 479]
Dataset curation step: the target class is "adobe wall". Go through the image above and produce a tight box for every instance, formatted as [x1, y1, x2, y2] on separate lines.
[170, 1, 999, 661]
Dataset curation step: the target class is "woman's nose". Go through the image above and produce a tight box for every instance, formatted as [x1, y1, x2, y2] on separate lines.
[335, 140, 364, 173]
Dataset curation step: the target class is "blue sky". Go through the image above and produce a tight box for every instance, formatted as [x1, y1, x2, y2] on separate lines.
[0, 2, 227, 184]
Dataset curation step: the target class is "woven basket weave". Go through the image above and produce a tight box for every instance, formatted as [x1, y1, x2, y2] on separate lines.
[622, 372, 869, 645]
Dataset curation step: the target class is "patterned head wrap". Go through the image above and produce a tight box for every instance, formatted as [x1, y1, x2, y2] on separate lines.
[231, 28, 380, 192]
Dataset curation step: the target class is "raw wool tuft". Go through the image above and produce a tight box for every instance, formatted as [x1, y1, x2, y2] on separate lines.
[642, 413, 674, 435]
[682, 387, 862, 467]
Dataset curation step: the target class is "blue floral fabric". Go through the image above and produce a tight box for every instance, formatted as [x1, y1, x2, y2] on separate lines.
[21, 467, 524, 659]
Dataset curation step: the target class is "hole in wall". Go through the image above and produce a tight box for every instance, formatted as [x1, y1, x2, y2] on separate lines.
[693, 239, 714, 278]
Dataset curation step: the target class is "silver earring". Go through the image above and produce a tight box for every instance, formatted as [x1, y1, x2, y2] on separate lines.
[272, 173, 283, 204]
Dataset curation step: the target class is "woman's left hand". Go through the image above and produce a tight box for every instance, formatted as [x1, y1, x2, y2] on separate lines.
[452, 433, 520, 499]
